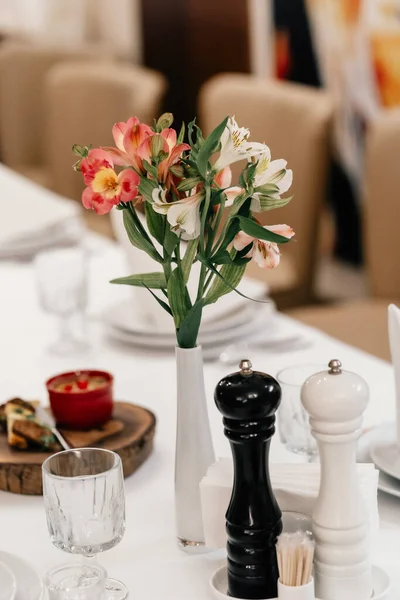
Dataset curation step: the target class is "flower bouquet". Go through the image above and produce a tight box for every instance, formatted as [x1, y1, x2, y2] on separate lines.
[74, 112, 294, 549]
[74, 113, 294, 349]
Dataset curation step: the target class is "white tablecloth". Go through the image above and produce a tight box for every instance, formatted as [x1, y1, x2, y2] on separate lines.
[0, 233, 399, 598]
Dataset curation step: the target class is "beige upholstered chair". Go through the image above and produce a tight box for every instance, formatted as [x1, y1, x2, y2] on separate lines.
[199, 74, 333, 307]
[44, 61, 167, 201]
[44, 61, 166, 237]
[288, 109, 400, 361]
[0, 42, 114, 183]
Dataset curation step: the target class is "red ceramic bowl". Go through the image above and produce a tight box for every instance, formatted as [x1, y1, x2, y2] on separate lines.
[46, 370, 114, 430]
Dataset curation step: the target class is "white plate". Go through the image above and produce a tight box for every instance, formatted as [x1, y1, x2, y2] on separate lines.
[358, 423, 400, 498]
[106, 305, 274, 350]
[0, 551, 43, 600]
[0, 560, 16, 600]
[370, 427, 400, 481]
[209, 565, 390, 600]
[105, 299, 270, 338]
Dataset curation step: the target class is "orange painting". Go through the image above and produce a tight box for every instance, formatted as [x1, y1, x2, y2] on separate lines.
[371, 33, 400, 107]
[338, 0, 362, 27]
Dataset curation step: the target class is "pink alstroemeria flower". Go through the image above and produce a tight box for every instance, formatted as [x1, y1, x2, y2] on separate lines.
[81, 167, 139, 214]
[80, 149, 113, 186]
[233, 224, 295, 269]
[102, 116, 153, 171]
[137, 127, 190, 187]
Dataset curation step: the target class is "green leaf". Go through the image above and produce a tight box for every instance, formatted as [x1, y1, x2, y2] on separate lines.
[211, 249, 235, 265]
[176, 299, 203, 348]
[167, 268, 192, 328]
[110, 272, 166, 289]
[251, 194, 293, 213]
[164, 226, 179, 256]
[138, 177, 158, 202]
[177, 177, 202, 192]
[145, 202, 164, 245]
[142, 159, 158, 179]
[204, 264, 246, 305]
[196, 116, 228, 178]
[143, 285, 173, 316]
[177, 122, 185, 144]
[123, 210, 162, 262]
[254, 183, 280, 195]
[188, 119, 197, 147]
[236, 216, 291, 244]
[181, 239, 199, 284]
[243, 161, 258, 187]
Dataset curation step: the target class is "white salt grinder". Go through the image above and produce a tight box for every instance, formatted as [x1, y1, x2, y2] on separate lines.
[301, 359, 372, 600]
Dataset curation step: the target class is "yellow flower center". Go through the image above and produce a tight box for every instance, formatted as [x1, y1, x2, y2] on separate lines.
[92, 168, 121, 199]
[256, 155, 270, 175]
[231, 128, 249, 149]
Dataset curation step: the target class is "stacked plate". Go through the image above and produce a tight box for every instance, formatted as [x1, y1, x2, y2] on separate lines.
[0, 551, 43, 600]
[104, 299, 276, 354]
[363, 423, 400, 498]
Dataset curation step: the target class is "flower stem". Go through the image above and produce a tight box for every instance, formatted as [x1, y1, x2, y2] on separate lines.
[196, 183, 211, 302]
[203, 270, 214, 293]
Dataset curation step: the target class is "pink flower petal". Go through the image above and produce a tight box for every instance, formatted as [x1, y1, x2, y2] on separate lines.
[112, 122, 128, 151]
[123, 122, 153, 157]
[224, 186, 243, 206]
[214, 167, 232, 189]
[101, 146, 136, 167]
[81, 187, 114, 215]
[253, 241, 281, 269]
[118, 169, 140, 202]
[161, 128, 177, 150]
[80, 149, 113, 186]
[233, 230, 255, 253]
[265, 224, 295, 239]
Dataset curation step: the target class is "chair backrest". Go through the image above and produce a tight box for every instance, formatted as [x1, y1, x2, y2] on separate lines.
[199, 74, 333, 301]
[364, 109, 400, 298]
[0, 42, 113, 168]
[44, 61, 167, 201]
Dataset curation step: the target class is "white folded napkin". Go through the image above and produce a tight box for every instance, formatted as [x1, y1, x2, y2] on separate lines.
[200, 458, 379, 550]
[110, 207, 268, 331]
[0, 165, 83, 259]
[388, 304, 400, 448]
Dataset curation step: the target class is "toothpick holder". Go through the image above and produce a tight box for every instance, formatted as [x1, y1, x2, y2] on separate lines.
[278, 578, 315, 600]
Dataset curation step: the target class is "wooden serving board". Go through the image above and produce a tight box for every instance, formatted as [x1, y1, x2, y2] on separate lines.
[0, 402, 156, 495]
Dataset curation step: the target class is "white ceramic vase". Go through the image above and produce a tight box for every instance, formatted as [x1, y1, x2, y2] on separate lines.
[175, 345, 215, 552]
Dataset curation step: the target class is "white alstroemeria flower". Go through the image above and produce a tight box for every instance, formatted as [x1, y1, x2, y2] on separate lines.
[251, 151, 293, 212]
[152, 187, 204, 240]
[152, 186, 167, 205]
[233, 224, 295, 269]
[213, 116, 267, 172]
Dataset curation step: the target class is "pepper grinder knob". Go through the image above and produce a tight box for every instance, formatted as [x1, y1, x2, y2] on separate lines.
[215, 361, 282, 600]
[301, 360, 371, 600]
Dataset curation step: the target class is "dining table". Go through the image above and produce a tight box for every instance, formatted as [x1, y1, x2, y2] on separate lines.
[1, 174, 400, 599]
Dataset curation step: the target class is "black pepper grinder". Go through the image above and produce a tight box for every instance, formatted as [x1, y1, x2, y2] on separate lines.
[215, 359, 283, 600]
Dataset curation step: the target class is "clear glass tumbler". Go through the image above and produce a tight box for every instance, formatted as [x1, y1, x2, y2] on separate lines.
[42, 449, 127, 600]
[34, 246, 89, 355]
[276, 364, 323, 461]
[46, 563, 106, 600]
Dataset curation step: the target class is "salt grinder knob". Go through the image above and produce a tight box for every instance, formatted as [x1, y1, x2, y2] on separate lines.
[215, 360, 282, 600]
[301, 359, 371, 600]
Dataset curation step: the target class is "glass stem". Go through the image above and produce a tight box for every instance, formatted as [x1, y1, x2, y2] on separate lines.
[82, 554, 99, 567]
[59, 314, 74, 344]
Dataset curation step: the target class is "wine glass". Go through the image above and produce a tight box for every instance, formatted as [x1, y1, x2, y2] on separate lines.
[276, 364, 323, 462]
[42, 448, 127, 600]
[34, 246, 89, 355]
[46, 563, 106, 600]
